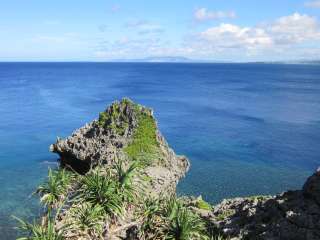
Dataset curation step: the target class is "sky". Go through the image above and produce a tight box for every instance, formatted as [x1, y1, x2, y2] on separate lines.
[1, 0, 320, 62]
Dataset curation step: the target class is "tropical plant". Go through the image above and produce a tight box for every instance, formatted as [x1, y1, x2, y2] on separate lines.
[114, 160, 139, 202]
[165, 207, 207, 240]
[66, 202, 105, 238]
[138, 196, 207, 240]
[139, 196, 208, 240]
[139, 197, 165, 239]
[14, 216, 65, 240]
[36, 168, 74, 211]
[78, 171, 124, 218]
[163, 197, 181, 220]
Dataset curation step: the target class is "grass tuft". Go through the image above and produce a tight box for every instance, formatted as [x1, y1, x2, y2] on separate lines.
[124, 113, 160, 166]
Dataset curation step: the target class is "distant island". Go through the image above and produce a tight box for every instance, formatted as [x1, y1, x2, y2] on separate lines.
[15, 99, 320, 240]
[106, 57, 320, 65]
[110, 56, 195, 63]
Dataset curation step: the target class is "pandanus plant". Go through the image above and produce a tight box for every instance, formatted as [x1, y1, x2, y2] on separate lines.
[78, 170, 124, 218]
[114, 160, 139, 202]
[163, 197, 207, 240]
[14, 168, 74, 239]
[66, 202, 105, 238]
[14, 216, 65, 240]
[139, 196, 208, 240]
[36, 168, 74, 212]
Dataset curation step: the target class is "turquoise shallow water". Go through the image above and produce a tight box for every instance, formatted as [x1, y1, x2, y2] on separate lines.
[0, 62, 320, 238]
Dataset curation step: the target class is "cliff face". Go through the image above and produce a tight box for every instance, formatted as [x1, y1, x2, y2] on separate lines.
[50, 98, 189, 196]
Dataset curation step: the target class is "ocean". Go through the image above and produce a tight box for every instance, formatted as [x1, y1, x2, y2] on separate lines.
[0, 62, 320, 238]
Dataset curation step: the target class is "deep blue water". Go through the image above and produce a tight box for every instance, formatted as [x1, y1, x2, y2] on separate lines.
[1, 62, 320, 238]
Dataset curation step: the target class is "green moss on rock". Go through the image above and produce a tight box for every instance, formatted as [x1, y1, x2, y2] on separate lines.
[124, 112, 160, 166]
[196, 198, 213, 211]
[97, 98, 162, 166]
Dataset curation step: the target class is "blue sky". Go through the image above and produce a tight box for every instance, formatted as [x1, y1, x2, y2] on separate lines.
[1, 0, 320, 61]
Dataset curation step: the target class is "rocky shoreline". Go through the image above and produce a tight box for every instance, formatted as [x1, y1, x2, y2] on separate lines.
[16, 98, 320, 240]
[195, 168, 320, 239]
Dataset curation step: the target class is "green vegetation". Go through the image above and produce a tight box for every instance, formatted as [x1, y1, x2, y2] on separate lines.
[98, 99, 131, 135]
[66, 202, 105, 238]
[124, 112, 160, 166]
[98, 98, 161, 166]
[78, 170, 125, 218]
[15, 163, 225, 240]
[14, 168, 76, 239]
[166, 202, 207, 240]
[141, 174, 153, 183]
[114, 160, 139, 202]
[77, 161, 138, 215]
[14, 216, 65, 240]
[15, 99, 230, 240]
[15, 162, 139, 239]
[140, 196, 208, 240]
[36, 168, 74, 211]
[196, 198, 213, 211]
[98, 111, 108, 127]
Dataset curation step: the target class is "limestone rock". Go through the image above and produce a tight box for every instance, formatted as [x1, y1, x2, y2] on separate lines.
[206, 169, 320, 240]
[50, 98, 189, 195]
[303, 167, 320, 205]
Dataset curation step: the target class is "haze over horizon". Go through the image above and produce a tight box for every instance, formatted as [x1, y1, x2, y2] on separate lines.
[1, 0, 320, 62]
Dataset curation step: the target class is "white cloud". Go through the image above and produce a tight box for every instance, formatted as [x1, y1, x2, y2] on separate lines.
[305, 1, 320, 8]
[198, 13, 320, 52]
[95, 13, 320, 61]
[269, 13, 320, 45]
[194, 8, 236, 21]
[200, 24, 272, 49]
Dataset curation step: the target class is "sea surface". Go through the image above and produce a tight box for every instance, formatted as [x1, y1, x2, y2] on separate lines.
[0, 62, 320, 238]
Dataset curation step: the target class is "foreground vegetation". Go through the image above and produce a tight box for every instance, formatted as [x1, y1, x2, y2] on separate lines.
[14, 161, 226, 240]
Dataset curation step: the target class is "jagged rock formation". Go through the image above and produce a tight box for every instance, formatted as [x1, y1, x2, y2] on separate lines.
[193, 168, 320, 240]
[50, 98, 189, 195]
[48, 99, 191, 240]
[48, 98, 320, 240]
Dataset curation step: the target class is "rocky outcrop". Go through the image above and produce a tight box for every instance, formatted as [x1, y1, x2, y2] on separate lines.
[195, 168, 320, 240]
[49, 98, 320, 240]
[303, 167, 320, 205]
[50, 98, 189, 195]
